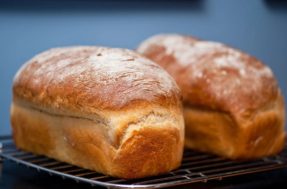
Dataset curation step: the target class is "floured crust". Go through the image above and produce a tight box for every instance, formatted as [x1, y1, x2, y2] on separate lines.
[13, 46, 181, 115]
[137, 34, 286, 159]
[11, 46, 185, 178]
[137, 34, 278, 116]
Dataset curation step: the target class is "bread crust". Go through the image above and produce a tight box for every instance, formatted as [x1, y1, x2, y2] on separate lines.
[13, 46, 181, 115]
[137, 34, 286, 159]
[184, 94, 285, 159]
[11, 46, 184, 178]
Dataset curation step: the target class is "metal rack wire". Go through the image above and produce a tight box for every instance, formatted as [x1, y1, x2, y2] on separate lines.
[1, 137, 287, 189]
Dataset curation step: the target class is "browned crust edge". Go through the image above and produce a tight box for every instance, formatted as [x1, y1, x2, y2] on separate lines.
[11, 101, 184, 178]
[184, 94, 285, 160]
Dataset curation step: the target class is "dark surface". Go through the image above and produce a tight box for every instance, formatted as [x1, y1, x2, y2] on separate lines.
[0, 159, 287, 189]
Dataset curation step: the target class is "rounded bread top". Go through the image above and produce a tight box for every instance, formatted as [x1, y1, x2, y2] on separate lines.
[137, 34, 280, 118]
[13, 46, 181, 114]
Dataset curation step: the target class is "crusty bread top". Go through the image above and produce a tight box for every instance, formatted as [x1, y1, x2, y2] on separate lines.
[13, 46, 181, 115]
[137, 34, 282, 119]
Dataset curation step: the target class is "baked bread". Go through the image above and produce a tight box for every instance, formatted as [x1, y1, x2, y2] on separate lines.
[137, 34, 285, 159]
[11, 46, 184, 178]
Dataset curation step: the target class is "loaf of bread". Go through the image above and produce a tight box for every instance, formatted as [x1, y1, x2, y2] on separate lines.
[11, 46, 184, 178]
[137, 34, 285, 159]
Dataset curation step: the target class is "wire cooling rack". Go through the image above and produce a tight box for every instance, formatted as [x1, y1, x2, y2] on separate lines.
[1, 137, 287, 188]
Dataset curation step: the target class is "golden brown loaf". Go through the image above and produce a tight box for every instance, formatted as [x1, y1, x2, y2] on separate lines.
[137, 34, 286, 159]
[11, 46, 185, 178]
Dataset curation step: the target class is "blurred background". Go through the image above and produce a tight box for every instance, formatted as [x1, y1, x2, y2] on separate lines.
[0, 0, 287, 135]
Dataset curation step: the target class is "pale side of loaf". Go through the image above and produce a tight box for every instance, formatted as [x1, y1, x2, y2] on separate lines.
[11, 46, 184, 178]
[137, 34, 285, 159]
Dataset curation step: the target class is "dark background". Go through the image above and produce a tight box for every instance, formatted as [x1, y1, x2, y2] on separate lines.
[0, 0, 287, 135]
